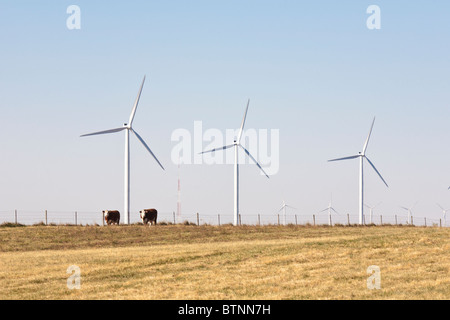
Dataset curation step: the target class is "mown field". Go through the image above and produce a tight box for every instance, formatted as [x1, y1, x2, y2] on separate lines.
[0, 224, 449, 300]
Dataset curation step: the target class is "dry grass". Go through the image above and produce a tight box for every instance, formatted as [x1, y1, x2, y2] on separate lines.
[0, 225, 449, 300]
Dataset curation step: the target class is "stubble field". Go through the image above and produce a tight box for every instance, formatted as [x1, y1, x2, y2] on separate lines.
[0, 224, 449, 300]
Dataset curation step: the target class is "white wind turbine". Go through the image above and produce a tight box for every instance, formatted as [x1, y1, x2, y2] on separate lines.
[277, 200, 297, 225]
[80, 76, 165, 225]
[319, 195, 340, 226]
[364, 202, 382, 224]
[328, 117, 389, 225]
[400, 202, 418, 225]
[200, 99, 269, 226]
[437, 203, 449, 227]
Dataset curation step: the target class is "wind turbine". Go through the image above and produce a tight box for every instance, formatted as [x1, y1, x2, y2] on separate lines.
[364, 202, 382, 224]
[80, 76, 165, 225]
[277, 200, 297, 225]
[200, 99, 269, 226]
[437, 203, 449, 227]
[319, 195, 340, 226]
[328, 117, 388, 225]
[400, 202, 418, 225]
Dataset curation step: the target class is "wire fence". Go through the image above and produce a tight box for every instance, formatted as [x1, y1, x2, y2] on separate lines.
[0, 209, 447, 228]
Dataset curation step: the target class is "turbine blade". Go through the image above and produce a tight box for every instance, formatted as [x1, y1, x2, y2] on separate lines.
[239, 145, 269, 178]
[437, 203, 445, 211]
[328, 155, 360, 162]
[199, 144, 234, 154]
[365, 156, 389, 188]
[331, 207, 340, 215]
[80, 127, 126, 137]
[128, 76, 146, 126]
[237, 99, 250, 144]
[131, 129, 165, 171]
[400, 206, 409, 211]
[362, 117, 376, 155]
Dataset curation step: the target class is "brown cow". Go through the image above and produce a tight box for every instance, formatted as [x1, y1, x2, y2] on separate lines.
[140, 209, 157, 225]
[103, 210, 120, 225]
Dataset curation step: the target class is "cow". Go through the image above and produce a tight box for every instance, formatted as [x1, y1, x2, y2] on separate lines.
[103, 210, 120, 225]
[140, 209, 157, 226]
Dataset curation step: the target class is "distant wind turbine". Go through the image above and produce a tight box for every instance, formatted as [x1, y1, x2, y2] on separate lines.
[437, 203, 449, 227]
[400, 202, 418, 225]
[200, 99, 269, 226]
[277, 200, 297, 225]
[319, 195, 340, 226]
[80, 76, 164, 225]
[364, 202, 382, 224]
[328, 117, 388, 225]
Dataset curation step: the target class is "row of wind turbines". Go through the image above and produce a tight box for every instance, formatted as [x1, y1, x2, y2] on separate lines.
[279, 197, 449, 227]
[80, 76, 449, 226]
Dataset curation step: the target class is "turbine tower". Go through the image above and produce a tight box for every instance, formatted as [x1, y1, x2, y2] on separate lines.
[200, 99, 269, 226]
[81, 76, 165, 225]
[437, 203, 449, 227]
[177, 158, 181, 220]
[328, 117, 388, 225]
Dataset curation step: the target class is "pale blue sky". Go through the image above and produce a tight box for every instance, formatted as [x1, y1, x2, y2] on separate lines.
[0, 1, 449, 223]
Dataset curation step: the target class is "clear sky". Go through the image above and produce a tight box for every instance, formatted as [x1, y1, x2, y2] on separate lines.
[0, 1, 449, 224]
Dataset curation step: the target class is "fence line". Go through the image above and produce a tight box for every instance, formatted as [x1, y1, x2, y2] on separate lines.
[0, 210, 448, 228]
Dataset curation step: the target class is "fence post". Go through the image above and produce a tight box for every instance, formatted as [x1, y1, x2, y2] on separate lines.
[411, 216, 414, 226]
[102, 211, 105, 226]
[173, 211, 176, 225]
[440, 219, 442, 228]
[380, 215, 383, 225]
[424, 217, 426, 227]
[395, 215, 397, 225]
[347, 214, 350, 226]
[239, 214, 242, 226]
[313, 215, 316, 226]
[277, 214, 280, 226]
[258, 214, 260, 226]
[295, 214, 298, 226]
[196, 213, 199, 226]
[15, 209, 17, 225]
[75, 211, 77, 226]
[45, 210, 48, 225]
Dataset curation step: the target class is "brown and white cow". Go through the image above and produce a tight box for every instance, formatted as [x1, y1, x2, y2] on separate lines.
[140, 209, 157, 225]
[103, 210, 120, 225]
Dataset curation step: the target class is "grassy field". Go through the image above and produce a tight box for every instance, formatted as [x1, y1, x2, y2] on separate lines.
[0, 224, 449, 300]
